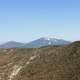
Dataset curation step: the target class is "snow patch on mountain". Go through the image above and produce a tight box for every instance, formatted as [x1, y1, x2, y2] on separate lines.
[48, 41, 51, 45]
[42, 36, 54, 41]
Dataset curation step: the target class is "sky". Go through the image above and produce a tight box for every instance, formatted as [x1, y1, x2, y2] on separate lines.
[0, 0, 80, 43]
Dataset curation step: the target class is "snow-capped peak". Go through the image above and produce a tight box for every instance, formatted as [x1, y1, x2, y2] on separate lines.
[54, 39, 58, 42]
[42, 36, 54, 41]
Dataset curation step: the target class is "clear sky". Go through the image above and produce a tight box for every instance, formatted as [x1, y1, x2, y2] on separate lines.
[0, 0, 80, 43]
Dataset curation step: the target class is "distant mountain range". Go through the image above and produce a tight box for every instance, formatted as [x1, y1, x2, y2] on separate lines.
[0, 41, 24, 48]
[0, 37, 71, 48]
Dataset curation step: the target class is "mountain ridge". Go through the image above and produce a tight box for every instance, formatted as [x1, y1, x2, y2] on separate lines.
[0, 41, 80, 80]
[21, 37, 71, 48]
[0, 41, 25, 48]
[0, 37, 71, 48]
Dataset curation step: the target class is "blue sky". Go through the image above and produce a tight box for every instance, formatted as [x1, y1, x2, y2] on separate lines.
[0, 0, 80, 43]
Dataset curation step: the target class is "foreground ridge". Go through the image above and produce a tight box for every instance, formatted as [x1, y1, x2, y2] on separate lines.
[0, 41, 80, 80]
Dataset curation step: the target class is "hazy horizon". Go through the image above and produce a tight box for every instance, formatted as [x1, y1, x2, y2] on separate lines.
[0, 0, 80, 43]
[0, 36, 73, 45]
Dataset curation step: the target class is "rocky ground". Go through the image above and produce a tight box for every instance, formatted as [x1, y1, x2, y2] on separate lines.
[0, 41, 80, 80]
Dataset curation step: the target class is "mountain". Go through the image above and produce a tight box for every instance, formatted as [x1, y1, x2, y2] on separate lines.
[0, 41, 24, 48]
[0, 41, 80, 80]
[0, 37, 71, 48]
[22, 37, 71, 48]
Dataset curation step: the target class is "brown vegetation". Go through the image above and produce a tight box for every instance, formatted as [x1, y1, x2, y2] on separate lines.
[0, 41, 80, 80]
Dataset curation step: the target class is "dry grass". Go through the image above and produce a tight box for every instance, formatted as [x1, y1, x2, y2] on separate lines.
[0, 41, 80, 80]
